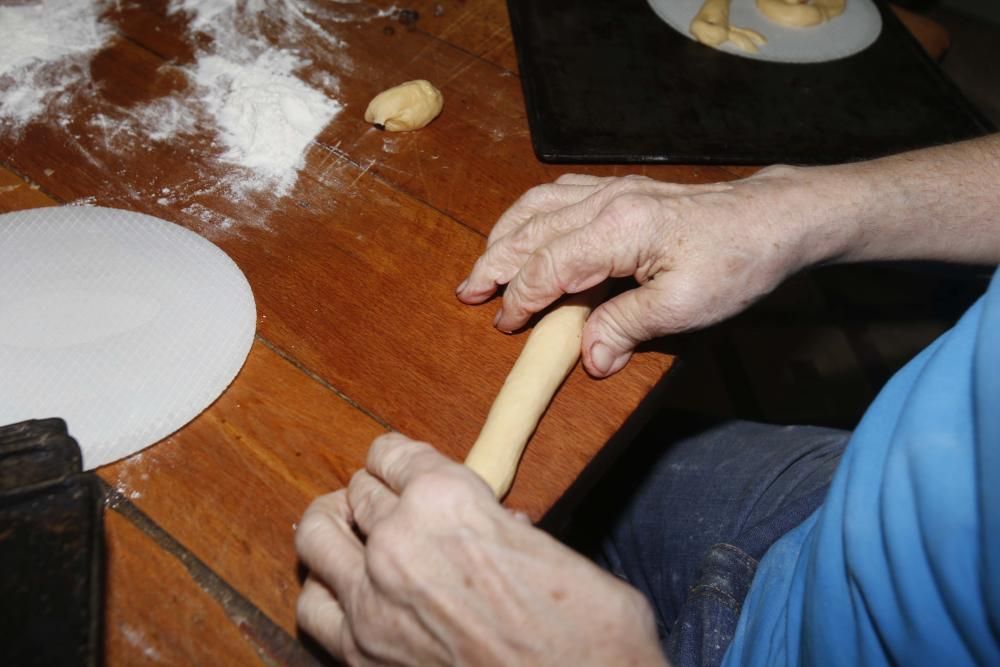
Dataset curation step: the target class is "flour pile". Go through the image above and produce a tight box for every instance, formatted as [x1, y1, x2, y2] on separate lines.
[0, 0, 110, 131]
[1, 0, 378, 203]
[155, 0, 352, 196]
[192, 50, 343, 197]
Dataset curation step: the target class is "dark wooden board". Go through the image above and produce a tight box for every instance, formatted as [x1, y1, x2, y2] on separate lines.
[508, 0, 993, 164]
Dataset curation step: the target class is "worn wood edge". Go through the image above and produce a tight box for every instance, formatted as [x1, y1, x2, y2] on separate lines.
[0, 164, 62, 211]
[100, 482, 323, 666]
[256, 334, 395, 433]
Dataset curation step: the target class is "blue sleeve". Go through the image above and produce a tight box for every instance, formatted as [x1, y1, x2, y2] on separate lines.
[724, 268, 1000, 667]
[975, 272, 1000, 642]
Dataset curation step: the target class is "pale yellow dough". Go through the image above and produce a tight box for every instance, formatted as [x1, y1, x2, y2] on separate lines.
[364, 79, 444, 132]
[464, 293, 596, 499]
[755, 0, 846, 27]
[690, 0, 767, 53]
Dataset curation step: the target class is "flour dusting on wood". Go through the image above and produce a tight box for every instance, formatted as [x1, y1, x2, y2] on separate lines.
[0, 0, 395, 233]
[192, 50, 343, 199]
[0, 0, 110, 131]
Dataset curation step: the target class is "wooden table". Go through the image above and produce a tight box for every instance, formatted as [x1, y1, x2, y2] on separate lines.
[0, 1, 754, 664]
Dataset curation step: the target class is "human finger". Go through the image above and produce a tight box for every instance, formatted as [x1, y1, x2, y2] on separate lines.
[462, 178, 721, 304]
[347, 470, 399, 535]
[487, 182, 603, 248]
[487, 177, 726, 254]
[582, 263, 729, 377]
[460, 196, 612, 303]
[295, 492, 366, 606]
[297, 575, 349, 659]
[366, 432, 457, 494]
[494, 195, 662, 332]
[462, 180, 653, 303]
[580, 281, 676, 376]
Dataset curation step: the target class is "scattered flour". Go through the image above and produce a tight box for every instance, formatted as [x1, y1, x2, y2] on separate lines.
[120, 623, 164, 661]
[169, 0, 396, 40]
[180, 202, 248, 241]
[111, 451, 147, 502]
[1, 0, 397, 228]
[192, 50, 343, 197]
[0, 0, 111, 131]
[169, 0, 235, 33]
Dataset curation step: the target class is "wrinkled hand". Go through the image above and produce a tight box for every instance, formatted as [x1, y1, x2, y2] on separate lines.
[457, 169, 835, 377]
[295, 433, 666, 667]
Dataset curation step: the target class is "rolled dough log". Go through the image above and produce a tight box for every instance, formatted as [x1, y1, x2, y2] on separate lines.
[464, 291, 599, 499]
[755, 0, 846, 28]
[690, 0, 767, 53]
[364, 79, 443, 132]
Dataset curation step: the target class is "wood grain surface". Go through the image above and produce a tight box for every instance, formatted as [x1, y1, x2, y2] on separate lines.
[0, 1, 752, 663]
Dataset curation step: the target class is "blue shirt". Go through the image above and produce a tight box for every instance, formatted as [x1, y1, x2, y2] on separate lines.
[723, 268, 1000, 666]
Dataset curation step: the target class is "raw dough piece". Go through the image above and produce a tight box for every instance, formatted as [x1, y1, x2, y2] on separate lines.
[464, 292, 598, 499]
[649, 0, 880, 63]
[756, 0, 846, 27]
[364, 79, 443, 132]
[690, 0, 767, 53]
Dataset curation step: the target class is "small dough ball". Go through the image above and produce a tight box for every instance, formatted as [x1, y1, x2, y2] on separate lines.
[364, 79, 444, 132]
[756, 0, 845, 28]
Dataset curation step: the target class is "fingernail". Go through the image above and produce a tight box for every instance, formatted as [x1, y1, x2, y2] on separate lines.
[456, 278, 468, 294]
[493, 309, 503, 327]
[590, 343, 615, 375]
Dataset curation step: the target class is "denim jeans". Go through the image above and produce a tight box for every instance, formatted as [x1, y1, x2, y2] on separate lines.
[590, 418, 848, 667]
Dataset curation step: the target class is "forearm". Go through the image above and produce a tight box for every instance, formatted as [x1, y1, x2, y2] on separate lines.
[790, 134, 1000, 268]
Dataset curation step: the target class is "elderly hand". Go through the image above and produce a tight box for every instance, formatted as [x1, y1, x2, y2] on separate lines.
[295, 433, 666, 667]
[456, 169, 854, 377]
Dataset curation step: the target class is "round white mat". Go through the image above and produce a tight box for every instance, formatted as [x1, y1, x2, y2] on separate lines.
[0, 206, 256, 469]
[647, 0, 882, 63]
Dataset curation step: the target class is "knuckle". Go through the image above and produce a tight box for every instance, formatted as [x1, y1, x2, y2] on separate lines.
[486, 235, 523, 270]
[506, 219, 541, 256]
[297, 584, 339, 642]
[365, 528, 404, 585]
[467, 251, 498, 283]
[364, 524, 395, 560]
[348, 485, 376, 523]
[598, 177, 644, 201]
[519, 245, 565, 297]
[373, 435, 422, 473]
[295, 510, 330, 556]
[602, 193, 656, 225]
[518, 183, 558, 209]
[755, 163, 795, 179]
[476, 241, 521, 285]
[350, 625, 377, 657]
[371, 431, 412, 455]
[350, 595, 390, 655]
[409, 468, 471, 502]
[296, 588, 321, 629]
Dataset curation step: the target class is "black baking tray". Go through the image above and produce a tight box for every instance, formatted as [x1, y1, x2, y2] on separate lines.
[507, 0, 994, 164]
[0, 419, 104, 667]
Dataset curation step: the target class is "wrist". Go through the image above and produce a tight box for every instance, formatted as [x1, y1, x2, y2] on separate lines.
[782, 135, 1000, 267]
[765, 162, 880, 271]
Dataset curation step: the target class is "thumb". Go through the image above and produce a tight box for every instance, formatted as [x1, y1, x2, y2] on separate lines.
[581, 282, 686, 377]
